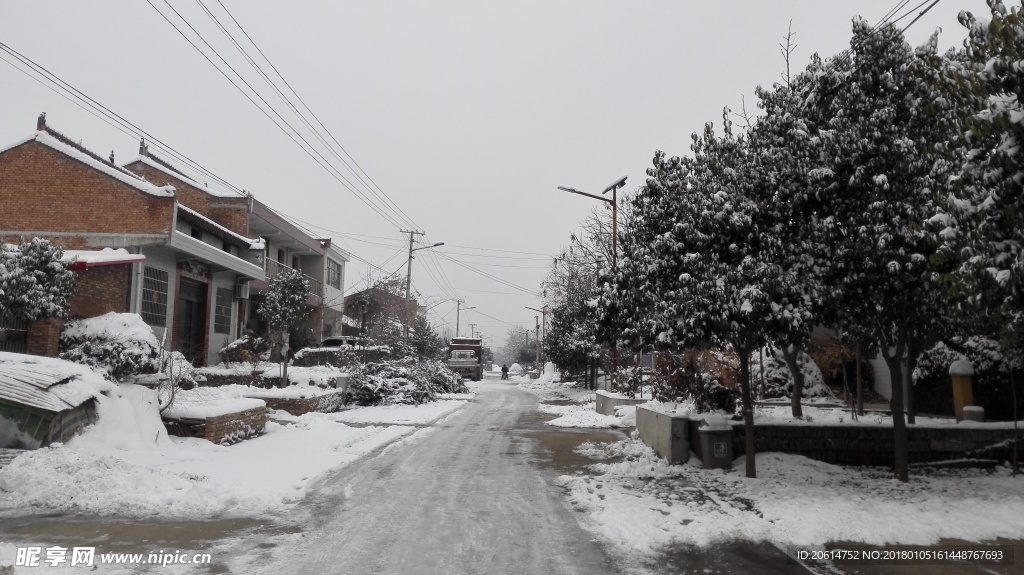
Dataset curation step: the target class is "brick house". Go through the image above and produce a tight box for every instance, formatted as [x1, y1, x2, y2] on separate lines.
[0, 115, 265, 365]
[342, 286, 416, 342]
[246, 198, 349, 348]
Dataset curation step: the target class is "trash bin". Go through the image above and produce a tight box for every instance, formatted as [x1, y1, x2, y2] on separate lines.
[335, 374, 350, 393]
[698, 414, 734, 469]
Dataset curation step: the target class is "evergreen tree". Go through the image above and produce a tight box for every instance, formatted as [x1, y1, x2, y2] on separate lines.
[800, 20, 959, 481]
[0, 237, 75, 322]
[257, 267, 310, 387]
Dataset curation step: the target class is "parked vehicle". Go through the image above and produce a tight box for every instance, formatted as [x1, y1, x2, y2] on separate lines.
[448, 337, 483, 381]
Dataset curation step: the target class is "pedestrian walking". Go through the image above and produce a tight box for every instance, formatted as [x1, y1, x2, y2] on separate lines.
[501, 364, 509, 380]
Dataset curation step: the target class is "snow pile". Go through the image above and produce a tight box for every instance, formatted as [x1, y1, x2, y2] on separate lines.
[560, 439, 1024, 554]
[509, 363, 524, 375]
[59, 312, 161, 380]
[0, 381, 425, 518]
[517, 375, 595, 403]
[540, 402, 626, 428]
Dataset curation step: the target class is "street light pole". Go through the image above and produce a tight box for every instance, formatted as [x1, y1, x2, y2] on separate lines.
[402, 230, 443, 339]
[557, 176, 627, 390]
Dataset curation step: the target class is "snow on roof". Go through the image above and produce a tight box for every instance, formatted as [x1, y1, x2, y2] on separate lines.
[61, 248, 145, 270]
[0, 352, 114, 413]
[125, 154, 241, 199]
[178, 204, 265, 250]
[0, 131, 175, 198]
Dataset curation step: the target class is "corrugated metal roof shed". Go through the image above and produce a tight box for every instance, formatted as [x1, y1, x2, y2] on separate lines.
[0, 360, 101, 413]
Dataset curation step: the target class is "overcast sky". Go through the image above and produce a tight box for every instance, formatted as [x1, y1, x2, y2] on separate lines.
[0, 1, 989, 348]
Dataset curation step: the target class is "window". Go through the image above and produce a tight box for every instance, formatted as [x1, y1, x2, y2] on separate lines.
[141, 267, 169, 327]
[277, 249, 285, 264]
[214, 287, 232, 334]
[326, 258, 342, 290]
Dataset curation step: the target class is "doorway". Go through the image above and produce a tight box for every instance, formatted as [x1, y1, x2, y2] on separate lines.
[177, 278, 207, 366]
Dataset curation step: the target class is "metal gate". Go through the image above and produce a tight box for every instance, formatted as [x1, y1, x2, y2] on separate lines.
[0, 315, 29, 354]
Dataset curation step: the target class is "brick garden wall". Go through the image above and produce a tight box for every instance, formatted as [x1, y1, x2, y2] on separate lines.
[203, 406, 266, 444]
[689, 419, 1020, 466]
[258, 391, 346, 416]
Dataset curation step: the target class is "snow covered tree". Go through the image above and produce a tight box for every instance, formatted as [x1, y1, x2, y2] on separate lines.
[412, 310, 445, 360]
[746, 67, 834, 418]
[799, 20, 961, 481]
[0, 237, 75, 322]
[941, 2, 1024, 352]
[257, 267, 310, 387]
[603, 112, 801, 478]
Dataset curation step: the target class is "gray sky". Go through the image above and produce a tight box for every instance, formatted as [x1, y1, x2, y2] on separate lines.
[0, 1, 988, 347]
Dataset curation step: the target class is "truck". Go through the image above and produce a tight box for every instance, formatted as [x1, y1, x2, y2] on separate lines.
[447, 337, 483, 381]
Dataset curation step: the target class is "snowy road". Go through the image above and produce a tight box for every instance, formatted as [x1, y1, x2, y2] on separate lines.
[260, 381, 619, 575]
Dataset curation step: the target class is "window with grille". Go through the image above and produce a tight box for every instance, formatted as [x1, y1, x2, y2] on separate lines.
[326, 258, 342, 290]
[214, 287, 232, 334]
[141, 267, 169, 327]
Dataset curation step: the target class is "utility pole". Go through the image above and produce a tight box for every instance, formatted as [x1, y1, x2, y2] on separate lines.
[455, 300, 475, 337]
[525, 306, 548, 364]
[534, 315, 540, 363]
[469, 323, 477, 338]
[401, 230, 443, 339]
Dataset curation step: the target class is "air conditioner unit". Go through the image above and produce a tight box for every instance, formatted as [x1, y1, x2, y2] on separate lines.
[235, 281, 250, 300]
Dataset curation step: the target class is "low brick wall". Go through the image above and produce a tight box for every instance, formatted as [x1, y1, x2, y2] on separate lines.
[639, 412, 1021, 467]
[252, 390, 346, 416]
[728, 423, 1019, 466]
[163, 406, 266, 445]
[636, 406, 690, 464]
[595, 391, 650, 416]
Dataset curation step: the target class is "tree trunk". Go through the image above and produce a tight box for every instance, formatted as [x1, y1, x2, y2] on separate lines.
[842, 347, 856, 421]
[736, 343, 757, 479]
[280, 331, 290, 388]
[879, 327, 909, 482]
[905, 336, 918, 425]
[781, 345, 805, 419]
[856, 344, 864, 416]
[1012, 364, 1018, 477]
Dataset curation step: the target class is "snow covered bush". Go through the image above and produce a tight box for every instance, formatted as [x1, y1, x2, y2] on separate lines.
[749, 348, 833, 400]
[0, 238, 75, 321]
[218, 334, 271, 366]
[648, 351, 736, 412]
[344, 358, 467, 406]
[59, 312, 161, 381]
[914, 336, 1023, 420]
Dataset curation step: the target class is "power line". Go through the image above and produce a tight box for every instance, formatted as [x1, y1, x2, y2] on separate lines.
[208, 0, 420, 231]
[0, 41, 248, 198]
[145, 0, 413, 230]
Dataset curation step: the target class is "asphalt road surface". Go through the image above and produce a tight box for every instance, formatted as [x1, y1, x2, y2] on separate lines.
[267, 381, 620, 575]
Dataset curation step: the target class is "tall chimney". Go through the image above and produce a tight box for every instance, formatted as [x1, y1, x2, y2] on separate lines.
[139, 137, 149, 157]
[36, 112, 46, 131]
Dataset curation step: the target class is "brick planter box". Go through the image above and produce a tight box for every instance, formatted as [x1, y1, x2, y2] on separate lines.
[163, 405, 266, 445]
[249, 389, 347, 416]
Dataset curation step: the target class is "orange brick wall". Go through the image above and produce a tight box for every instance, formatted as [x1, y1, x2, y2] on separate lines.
[70, 265, 132, 318]
[125, 161, 250, 236]
[0, 142, 174, 238]
[27, 318, 62, 357]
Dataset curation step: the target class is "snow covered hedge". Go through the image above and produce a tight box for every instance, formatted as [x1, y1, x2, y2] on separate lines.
[345, 358, 468, 406]
[59, 312, 161, 381]
[914, 336, 1022, 420]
